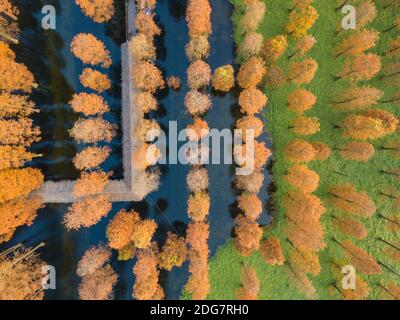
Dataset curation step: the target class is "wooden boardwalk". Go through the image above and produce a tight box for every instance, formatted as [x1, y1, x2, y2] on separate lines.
[36, 0, 142, 203]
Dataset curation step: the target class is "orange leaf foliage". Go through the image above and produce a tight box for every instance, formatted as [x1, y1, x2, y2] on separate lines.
[80, 68, 111, 92]
[237, 57, 266, 89]
[260, 236, 285, 266]
[71, 33, 112, 68]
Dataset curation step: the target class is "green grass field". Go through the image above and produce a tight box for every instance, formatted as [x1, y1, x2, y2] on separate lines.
[207, 0, 399, 300]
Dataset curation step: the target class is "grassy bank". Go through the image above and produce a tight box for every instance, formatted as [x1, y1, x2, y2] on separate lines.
[207, 0, 399, 300]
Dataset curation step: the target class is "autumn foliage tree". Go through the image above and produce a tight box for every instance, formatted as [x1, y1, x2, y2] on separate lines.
[185, 34, 210, 62]
[262, 35, 288, 63]
[290, 34, 316, 58]
[158, 232, 187, 271]
[284, 165, 319, 193]
[338, 141, 375, 161]
[71, 33, 111, 68]
[188, 192, 210, 222]
[133, 247, 164, 300]
[284, 139, 316, 163]
[236, 267, 260, 300]
[0, 92, 37, 117]
[235, 170, 264, 193]
[80, 68, 111, 92]
[135, 12, 161, 39]
[332, 86, 383, 112]
[184, 89, 212, 115]
[75, 0, 114, 23]
[0, 243, 46, 300]
[234, 215, 263, 256]
[212, 65, 235, 92]
[70, 117, 116, 143]
[132, 61, 165, 93]
[0, 168, 43, 204]
[72, 170, 110, 199]
[0, 146, 38, 170]
[289, 58, 318, 84]
[260, 237, 285, 266]
[187, 166, 209, 192]
[335, 29, 380, 57]
[187, 60, 211, 89]
[287, 89, 317, 113]
[332, 216, 368, 240]
[130, 33, 156, 61]
[73, 146, 111, 170]
[290, 116, 320, 136]
[329, 184, 376, 217]
[70, 92, 109, 116]
[134, 91, 158, 113]
[0, 55, 37, 92]
[237, 57, 266, 89]
[239, 88, 268, 115]
[237, 193, 262, 220]
[0, 118, 40, 146]
[236, 115, 264, 139]
[186, 0, 212, 37]
[241, 0, 266, 32]
[0, 197, 43, 243]
[63, 195, 112, 230]
[237, 32, 263, 61]
[337, 53, 381, 82]
[286, 5, 319, 38]
[77, 245, 118, 300]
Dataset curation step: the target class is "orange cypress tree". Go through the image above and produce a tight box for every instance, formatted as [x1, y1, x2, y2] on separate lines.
[132, 61, 165, 93]
[340, 114, 386, 140]
[312, 142, 332, 161]
[72, 170, 111, 199]
[284, 190, 326, 223]
[187, 60, 211, 89]
[158, 232, 187, 271]
[289, 247, 321, 276]
[63, 195, 111, 230]
[290, 34, 316, 58]
[335, 29, 380, 57]
[0, 146, 38, 170]
[237, 32, 263, 61]
[80, 68, 111, 92]
[187, 191, 210, 222]
[337, 53, 381, 82]
[0, 168, 43, 204]
[338, 141, 375, 162]
[71, 33, 112, 68]
[186, 0, 212, 37]
[236, 266, 260, 300]
[185, 34, 210, 62]
[262, 35, 288, 63]
[73, 146, 111, 170]
[106, 210, 140, 250]
[70, 118, 116, 143]
[135, 12, 161, 39]
[237, 193, 263, 220]
[70, 92, 109, 116]
[237, 57, 266, 89]
[234, 214, 262, 256]
[329, 184, 376, 217]
[290, 116, 320, 136]
[76, 245, 112, 277]
[286, 5, 319, 38]
[130, 33, 156, 61]
[235, 170, 264, 193]
[0, 197, 43, 243]
[337, 239, 382, 275]
[241, 0, 265, 32]
[0, 92, 37, 117]
[284, 139, 316, 163]
[332, 86, 383, 112]
[239, 88, 268, 115]
[288, 89, 317, 113]
[332, 216, 368, 240]
[236, 115, 264, 139]
[211, 65, 235, 92]
[184, 90, 212, 116]
[260, 237, 285, 266]
[289, 58, 318, 84]
[134, 91, 158, 113]
[284, 165, 319, 193]
[0, 118, 40, 146]
[0, 56, 37, 92]
[75, 0, 115, 23]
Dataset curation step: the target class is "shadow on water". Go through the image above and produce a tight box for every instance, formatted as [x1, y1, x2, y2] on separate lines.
[0, 0, 272, 300]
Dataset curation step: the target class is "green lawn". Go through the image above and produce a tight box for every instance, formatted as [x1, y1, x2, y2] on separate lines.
[207, 0, 399, 300]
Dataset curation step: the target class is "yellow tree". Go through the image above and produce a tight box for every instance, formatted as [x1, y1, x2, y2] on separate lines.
[0, 168, 43, 204]
[75, 0, 115, 23]
[286, 5, 319, 38]
[71, 33, 112, 68]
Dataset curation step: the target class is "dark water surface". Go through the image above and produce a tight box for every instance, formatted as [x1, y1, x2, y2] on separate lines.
[1, 0, 270, 300]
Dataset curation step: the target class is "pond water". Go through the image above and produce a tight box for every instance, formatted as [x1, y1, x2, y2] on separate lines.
[0, 0, 271, 300]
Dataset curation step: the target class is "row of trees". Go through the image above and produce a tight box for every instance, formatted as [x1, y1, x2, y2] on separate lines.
[233, 0, 269, 266]
[280, 1, 327, 298]
[184, 0, 212, 300]
[0, 1, 44, 245]
[65, 28, 116, 230]
[327, 0, 400, 299]
[130, 3, 163, 200]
